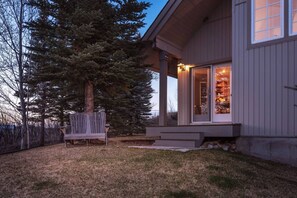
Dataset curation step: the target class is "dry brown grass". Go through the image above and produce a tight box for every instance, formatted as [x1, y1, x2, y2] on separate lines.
[0, 137, 297, 198]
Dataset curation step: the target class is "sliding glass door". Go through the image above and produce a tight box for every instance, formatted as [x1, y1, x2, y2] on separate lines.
[191, 64, 232, 123]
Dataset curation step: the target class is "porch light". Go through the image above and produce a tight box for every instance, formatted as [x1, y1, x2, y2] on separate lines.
[178, 63, 193, 73]
[178, 63, 186, 71]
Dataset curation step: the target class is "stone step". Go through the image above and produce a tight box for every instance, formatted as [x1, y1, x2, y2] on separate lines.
[153, 139, 200, 148]
[160, 132, 204, 141]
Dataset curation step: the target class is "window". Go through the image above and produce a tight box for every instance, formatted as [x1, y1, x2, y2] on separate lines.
[252, 0, 284, 43]
[290, 0, 297, 35]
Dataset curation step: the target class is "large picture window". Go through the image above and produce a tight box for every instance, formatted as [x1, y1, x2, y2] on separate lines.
[252, 0, 284, 43]
[289, 0, 297, 35]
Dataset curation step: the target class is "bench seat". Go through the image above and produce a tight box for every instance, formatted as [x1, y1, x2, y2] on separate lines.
[64, 133, 106, 140]
[65, 112, 109, 146]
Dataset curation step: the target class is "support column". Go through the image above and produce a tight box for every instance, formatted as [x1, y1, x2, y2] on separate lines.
[159, 51, 168, 126]
[178, 65, 191, 125]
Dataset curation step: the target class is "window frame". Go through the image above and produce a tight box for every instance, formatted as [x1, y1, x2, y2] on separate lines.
[251, 0, 285, 44]
[289, 0, 297, 36]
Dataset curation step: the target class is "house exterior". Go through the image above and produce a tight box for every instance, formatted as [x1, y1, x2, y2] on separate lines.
[143, 0, 297, 166]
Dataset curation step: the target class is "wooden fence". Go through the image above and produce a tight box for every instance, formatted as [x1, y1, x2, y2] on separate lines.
[0, 125, 62, 154]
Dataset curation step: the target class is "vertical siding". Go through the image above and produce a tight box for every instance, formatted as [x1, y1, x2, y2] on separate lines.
[276, 43, 283, 135]
[233, 0, 297, 137]
[295, 41, 297, 136]
[178, 69, 190, 125]
[182, 0, 232, 65]
[288, 42, 295, 136]
[294, 41, 297, 136]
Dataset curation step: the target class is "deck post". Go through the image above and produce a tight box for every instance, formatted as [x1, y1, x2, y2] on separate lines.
[159, 50, 168, 126]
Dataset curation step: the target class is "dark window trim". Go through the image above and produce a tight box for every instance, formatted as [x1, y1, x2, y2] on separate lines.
[247, 0, 297, 49]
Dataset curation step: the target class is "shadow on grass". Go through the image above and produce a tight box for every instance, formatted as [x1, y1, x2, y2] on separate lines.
[164, 190, 197, 198]
[206, 165, 221, 171]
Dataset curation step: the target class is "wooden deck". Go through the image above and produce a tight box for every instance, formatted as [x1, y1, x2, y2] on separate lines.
[146, 123, 241, 138]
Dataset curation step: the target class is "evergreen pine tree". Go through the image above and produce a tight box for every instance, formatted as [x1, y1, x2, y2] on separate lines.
[28, 0, 152, 134]
[110, 0, 152, 134]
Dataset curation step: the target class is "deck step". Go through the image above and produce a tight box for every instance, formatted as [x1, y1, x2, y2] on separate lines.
[160, 132, 204, 140]
[153, 139, 201, 148]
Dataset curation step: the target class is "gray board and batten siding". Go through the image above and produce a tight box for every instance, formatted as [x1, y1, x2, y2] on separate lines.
[178, 0, 232, 125]
[182, 0, 232, 65]
[232, 0, 297, 137]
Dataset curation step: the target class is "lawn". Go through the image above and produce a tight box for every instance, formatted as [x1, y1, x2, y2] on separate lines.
[0, 137, 297, 198]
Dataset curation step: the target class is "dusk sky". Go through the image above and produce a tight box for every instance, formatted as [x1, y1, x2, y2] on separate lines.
[139, 0, 177, 113]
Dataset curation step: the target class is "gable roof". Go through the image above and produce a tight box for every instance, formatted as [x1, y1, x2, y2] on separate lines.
[142, 0, 221, 58]
[142, 0, 182, 42]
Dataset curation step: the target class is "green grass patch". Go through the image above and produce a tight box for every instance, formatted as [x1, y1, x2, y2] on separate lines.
[228, 153, 252, 163]
[132, 153, 156, 163]
[131, 151, 183, 169]
[236, 168, 257, 178]
[78, 157, 102, 164]
[247, 161, 273, 171]
[275, 176, 297, 186]
[33, 180, 59, 191]
[164, 190, 197, 198]
[206, 165, 221, 171]
[208, 175, 239, 190]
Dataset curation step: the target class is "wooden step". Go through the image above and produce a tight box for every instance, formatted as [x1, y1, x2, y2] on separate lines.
[153, 139, 200, 148]
[160, 132, 204, 140]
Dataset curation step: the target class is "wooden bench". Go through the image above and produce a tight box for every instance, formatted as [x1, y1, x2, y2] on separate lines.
[64, 112, 109, 147]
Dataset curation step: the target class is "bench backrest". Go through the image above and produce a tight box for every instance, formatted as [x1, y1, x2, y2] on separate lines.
[69, 112, 106, 135]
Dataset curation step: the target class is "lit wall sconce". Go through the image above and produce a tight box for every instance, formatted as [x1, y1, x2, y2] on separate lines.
[178, 62, 193, 72]
[178, 63, 186, 72]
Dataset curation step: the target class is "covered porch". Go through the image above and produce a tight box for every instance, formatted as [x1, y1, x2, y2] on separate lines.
[142, 0, 240, 146]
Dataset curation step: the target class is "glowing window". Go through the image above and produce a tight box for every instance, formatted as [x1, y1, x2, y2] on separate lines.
[252, 0, 284, 43]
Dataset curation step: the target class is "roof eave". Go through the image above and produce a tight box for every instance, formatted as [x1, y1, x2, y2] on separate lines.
[142, 0, 182, 42]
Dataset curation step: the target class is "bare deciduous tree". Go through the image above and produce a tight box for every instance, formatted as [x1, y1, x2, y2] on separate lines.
[0, 0, 33, 149]
[0, 105, 20, 124]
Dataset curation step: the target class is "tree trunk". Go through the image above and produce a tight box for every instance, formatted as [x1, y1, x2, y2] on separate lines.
[40, 88, 46, 146]
[40, 114, 45, 146]
[84, 80, 94, 113]
[19, 0, 27, 150]
[20, 111, 26, 150]
[59, 107, 65, 143]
